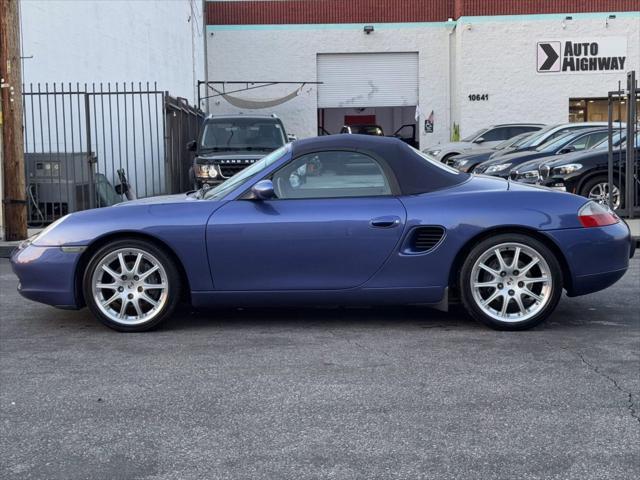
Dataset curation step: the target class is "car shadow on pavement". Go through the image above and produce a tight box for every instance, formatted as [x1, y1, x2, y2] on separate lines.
[158, 304, 483, 332]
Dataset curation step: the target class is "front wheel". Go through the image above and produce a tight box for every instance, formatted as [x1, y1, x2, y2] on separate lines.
[83, 239, 181, 332]
[580, 176, 621, 210]
[460, 234, 563, 330]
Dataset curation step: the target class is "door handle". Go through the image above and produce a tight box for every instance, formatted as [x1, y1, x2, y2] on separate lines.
[370, 216, 401, 228]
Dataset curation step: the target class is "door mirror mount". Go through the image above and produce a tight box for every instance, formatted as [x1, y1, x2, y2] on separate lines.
[251, 180, 276, 200]
[558, 145, 576, 154]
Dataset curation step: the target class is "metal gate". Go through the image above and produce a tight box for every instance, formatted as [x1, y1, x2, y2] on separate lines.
[607, 71, 639, 218]
[22, 82, 203, 225]
[164, 96, 203, 194]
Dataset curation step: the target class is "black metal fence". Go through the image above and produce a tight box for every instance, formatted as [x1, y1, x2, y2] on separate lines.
[165, 95, 203, 194]
[22, 82, 203, 225]
[607, 71, 639, 219]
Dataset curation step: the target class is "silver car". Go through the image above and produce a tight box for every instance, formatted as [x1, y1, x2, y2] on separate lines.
[423, 123, 544, 162]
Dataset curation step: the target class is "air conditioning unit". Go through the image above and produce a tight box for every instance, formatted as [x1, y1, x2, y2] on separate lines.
[26, 153, 93, 223]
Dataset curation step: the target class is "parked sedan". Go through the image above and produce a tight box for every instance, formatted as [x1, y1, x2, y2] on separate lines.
[488, 122, 612, 160]
[423, 123, 544, 162]
[448, 131, 536, 172]
[11, 135, 633, 332]
[509, 131, 635, 185]
[474, 128, 609, 178]
[538, 135, 640, 209]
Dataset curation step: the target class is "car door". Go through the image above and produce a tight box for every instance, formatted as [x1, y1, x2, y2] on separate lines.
[207, 150, 406, 291]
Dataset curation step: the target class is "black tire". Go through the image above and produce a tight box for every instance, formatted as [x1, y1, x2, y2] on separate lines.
[441, 153, 459, 165]
[579, 175, 621, 209]
[459, 233, 563, 331]
[82, 238, 181, 332]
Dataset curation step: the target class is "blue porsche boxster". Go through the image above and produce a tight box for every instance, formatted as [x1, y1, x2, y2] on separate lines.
[11, 135, 634, 332]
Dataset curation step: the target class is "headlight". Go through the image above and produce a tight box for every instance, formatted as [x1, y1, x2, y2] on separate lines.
[31, 214, 70, 246]
[196, 164, 219, 178]
[427, 149, 441, 156]
[484, 163, 512, 174]
[551, 163, 583, 176]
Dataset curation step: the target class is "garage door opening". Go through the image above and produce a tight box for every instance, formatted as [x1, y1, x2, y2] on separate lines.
[317, 52, 419, 147]
[317, 106, 418, 147]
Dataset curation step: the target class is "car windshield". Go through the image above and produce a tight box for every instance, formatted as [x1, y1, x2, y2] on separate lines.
[461, 128, 487, 142]
[495, 132, 531, 150]
[535, 132, 577, 152]
[202, 145, 290, 200]
[200, 118, 286, 151]
[517, 125, 559, 148]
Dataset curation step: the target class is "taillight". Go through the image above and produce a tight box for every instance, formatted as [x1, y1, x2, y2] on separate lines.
[578, 201, 619, 228]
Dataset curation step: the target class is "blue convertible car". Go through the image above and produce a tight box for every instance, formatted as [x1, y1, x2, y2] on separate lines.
[11, 135, 633, 332]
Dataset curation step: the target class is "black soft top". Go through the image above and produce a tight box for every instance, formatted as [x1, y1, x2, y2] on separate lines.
[291, 134, 467, 195]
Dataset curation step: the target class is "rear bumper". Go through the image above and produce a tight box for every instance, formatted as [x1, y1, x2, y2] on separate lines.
[10, 243, 82, 309]
[545, 221, 632, 297]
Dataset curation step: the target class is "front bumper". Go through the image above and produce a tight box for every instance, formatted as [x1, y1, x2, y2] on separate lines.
[10, 243, 83, 309]
[545, 221, 632, 297]
[539, 178, 569, 192]
[195, 177, 224, 187]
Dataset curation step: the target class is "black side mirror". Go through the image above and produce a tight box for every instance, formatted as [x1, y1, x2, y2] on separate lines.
[251, 180, 276, 200]
[186, 140, 197, 152]
[558, 145, 576, 154]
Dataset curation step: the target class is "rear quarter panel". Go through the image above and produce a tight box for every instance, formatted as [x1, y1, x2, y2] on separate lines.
[364, 177, 589, 291]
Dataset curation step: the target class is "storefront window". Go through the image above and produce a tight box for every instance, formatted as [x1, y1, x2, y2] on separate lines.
[569, 98, 640, 123]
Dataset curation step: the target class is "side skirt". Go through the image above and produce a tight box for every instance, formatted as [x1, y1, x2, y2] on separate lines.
[191, 286, 446, 309]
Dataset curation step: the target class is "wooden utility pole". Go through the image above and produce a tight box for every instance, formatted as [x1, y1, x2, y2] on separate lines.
[0, 0, 27, 240]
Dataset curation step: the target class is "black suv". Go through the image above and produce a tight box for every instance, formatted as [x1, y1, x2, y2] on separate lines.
[189, 115, 288, 188]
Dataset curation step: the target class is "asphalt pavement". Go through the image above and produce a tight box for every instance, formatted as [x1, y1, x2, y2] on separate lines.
[1, 258, 639, 480]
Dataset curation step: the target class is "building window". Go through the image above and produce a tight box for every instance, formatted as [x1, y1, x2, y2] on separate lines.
[569, 98, 640, 123]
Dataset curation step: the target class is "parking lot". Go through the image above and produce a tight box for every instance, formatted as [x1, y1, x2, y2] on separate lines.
[0, 257, 638, 479]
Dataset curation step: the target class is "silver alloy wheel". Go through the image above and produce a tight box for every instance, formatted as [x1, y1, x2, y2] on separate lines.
[91, 248, 169, 326]
[470, 242, 552, 323]
[588, 182, 620, 209]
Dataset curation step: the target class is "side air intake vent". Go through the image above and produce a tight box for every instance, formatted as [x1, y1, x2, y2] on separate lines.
[410, 226, 445, 252]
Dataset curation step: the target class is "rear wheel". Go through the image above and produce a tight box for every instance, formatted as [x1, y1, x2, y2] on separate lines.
[82, 239, 181, 332]
[460, 234, 563, 330]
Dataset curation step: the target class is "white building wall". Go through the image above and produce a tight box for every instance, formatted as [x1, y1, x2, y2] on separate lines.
[453, 12, 640, 139]
[206, 12, 639, 148]
[17, 0, 205, 198]
[20, 0, 204, 103]
[206, 23, 452, 147]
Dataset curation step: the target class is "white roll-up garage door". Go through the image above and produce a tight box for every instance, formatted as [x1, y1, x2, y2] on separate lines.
[317, 52, 418, 108]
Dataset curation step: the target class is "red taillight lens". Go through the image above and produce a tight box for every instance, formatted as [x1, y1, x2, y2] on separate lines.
[578, 201, 619, 228]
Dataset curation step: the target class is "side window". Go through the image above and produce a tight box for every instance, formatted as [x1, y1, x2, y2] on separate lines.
[272, 151, 392, 199]
[481, 127, 512, 142]
[567, 135, 590, 151]
[585, 131, 608, 148]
